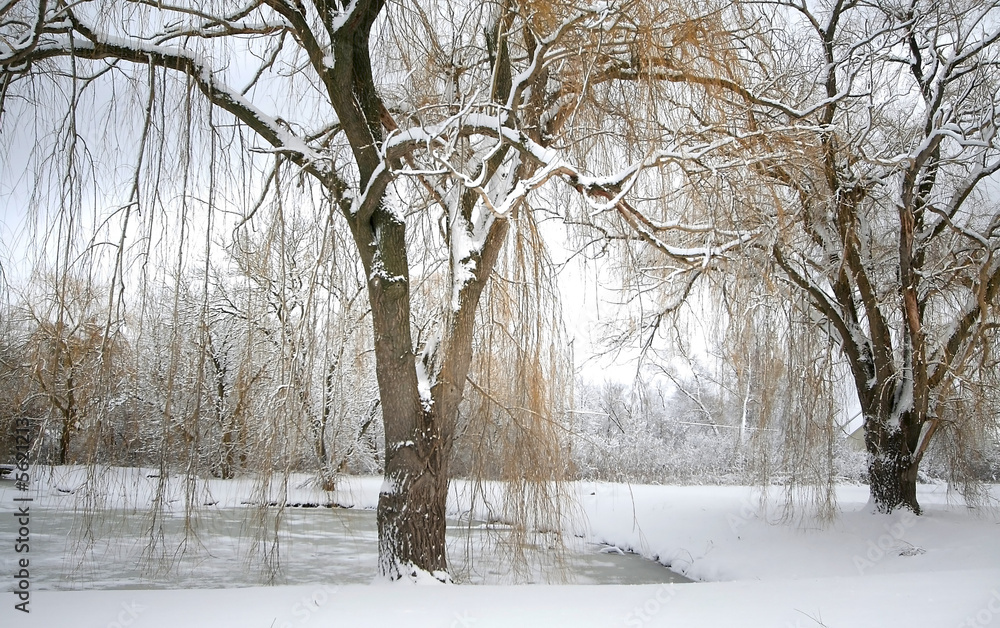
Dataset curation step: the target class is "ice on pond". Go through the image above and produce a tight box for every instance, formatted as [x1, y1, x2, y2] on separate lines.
[8, 506, 690, 590]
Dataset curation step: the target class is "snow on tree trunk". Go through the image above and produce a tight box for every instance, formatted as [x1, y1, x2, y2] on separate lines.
[865, 412, 922, 515]
[377, 412, 452, 581]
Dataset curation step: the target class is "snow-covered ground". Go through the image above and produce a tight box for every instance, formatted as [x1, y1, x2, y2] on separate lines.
[2, 467, 998, 627]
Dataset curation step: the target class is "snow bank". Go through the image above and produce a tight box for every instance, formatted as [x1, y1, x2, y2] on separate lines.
[2, 468, 998, 627]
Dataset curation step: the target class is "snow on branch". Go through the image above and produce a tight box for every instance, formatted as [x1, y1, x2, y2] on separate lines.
[381, 108, 766, 263]
[14, 17, 340, 190]
[928, 252, 1000, 388]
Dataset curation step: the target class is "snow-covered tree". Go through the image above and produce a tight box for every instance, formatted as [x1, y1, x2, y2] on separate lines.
[1, 0, 755, 578]
[761, 0, 1000, 514]
[619, 0, 1000, 513]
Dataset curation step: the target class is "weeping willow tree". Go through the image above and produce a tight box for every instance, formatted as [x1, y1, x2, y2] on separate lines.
[0, 0, 787, 578]
[584, 0, 1000, 516]
[731, 0, 1000, 514]
[449, 205, 575, 582]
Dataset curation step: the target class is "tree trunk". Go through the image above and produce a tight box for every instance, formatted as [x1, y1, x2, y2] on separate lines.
[864, 408, 922, 514]
[377, 409, 452, 580]
[59, 410, 72, 465]
[354, 198, 508, 580]
[322, 0, 516, 580]
[218, 423, 235, 480]
[315, 362, 336, 491]
[351, 200, 453, 580]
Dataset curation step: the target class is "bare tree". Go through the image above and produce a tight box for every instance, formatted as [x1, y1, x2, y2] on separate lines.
[1, 0, 761, 578]
[23, 274, 127, 464]
[613, 0, 1000, 514]
[770, 0, 1000, 514]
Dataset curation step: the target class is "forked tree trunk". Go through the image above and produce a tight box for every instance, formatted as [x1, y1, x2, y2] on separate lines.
[320, 0, 517, 581]
[356, 198, 508, 580]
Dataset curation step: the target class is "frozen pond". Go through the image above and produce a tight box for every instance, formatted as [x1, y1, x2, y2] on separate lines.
[6, 506, 691, 589]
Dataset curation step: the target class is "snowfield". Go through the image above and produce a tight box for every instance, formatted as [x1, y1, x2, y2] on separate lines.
[2, 468, 998, 627]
